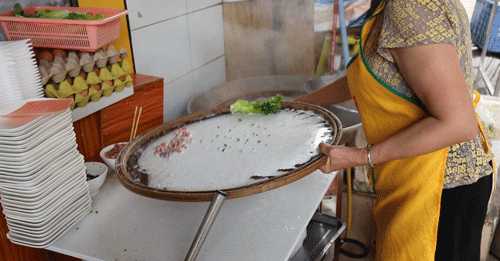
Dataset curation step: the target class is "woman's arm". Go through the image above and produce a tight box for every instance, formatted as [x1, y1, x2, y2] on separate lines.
[295, 72, 352, 107]
[320, 44, 478, 172]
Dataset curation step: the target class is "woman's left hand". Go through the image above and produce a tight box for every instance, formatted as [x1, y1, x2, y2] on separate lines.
[319, 143, 367, 173]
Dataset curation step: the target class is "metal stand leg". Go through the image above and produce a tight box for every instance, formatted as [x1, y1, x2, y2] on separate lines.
[481, 0, 497, 65]
[475, 0, 498, 95]
[185, 191, 226, 261]
[338, 0, 350, 69]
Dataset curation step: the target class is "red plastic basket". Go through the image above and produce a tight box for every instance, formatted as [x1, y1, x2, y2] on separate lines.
[0, 6, 127, 52]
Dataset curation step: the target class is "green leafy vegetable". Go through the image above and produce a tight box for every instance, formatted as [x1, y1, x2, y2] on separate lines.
[66, 12, 104, 20]
[35, 9, 69, 19]
[34, 9, 104, 20]
[11, 3, 104, 20]
[230, 95, 283, 115]
[13, 3, 24, 17]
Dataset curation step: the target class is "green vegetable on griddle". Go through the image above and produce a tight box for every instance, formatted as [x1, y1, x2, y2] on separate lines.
[230, 95, 283, 115]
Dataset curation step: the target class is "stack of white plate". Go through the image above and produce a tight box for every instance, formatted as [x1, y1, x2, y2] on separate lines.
[0, 109, 91, 248]
[0, 40, 43, 115]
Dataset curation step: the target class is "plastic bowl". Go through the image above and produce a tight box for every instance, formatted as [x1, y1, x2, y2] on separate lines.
[85, 162, 108, 198]
[99, 142, 128, 172]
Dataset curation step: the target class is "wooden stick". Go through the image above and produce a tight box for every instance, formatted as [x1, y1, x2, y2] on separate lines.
[132, 106, 143, 140]
[330, 0, 338, 72]
[129, 106, 139, 142]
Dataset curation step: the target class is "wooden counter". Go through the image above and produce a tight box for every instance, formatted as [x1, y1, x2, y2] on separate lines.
[74, 74, 164, 161]
[0, 74, 164, 261]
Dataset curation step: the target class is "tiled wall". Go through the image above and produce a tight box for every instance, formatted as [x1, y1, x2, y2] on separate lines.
[127, 0, 226, 121]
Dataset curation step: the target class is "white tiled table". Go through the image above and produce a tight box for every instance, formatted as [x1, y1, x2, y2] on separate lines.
[48, 171, 334, 261]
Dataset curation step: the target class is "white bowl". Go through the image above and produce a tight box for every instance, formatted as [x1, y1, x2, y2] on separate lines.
[99, 142, 128, 172]
[85, 162, 108, 198]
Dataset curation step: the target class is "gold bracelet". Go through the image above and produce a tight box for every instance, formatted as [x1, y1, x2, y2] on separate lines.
[367, 144, 375, 168]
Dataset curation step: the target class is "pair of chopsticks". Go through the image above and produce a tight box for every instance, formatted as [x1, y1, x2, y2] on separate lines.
[129, 106, 143, 142]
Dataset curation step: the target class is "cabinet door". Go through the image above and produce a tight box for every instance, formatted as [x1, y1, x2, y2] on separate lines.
[74, 113, 102, 162]
[100, 78, 164, 146]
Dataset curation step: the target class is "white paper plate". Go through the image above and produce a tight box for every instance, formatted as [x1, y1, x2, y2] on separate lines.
[0, 110, 69, 135]
[4, 188, 90, 227]
[2, 181, 89, 222]
[7, 203, 90, 248]
[6, 193, 90, 231]
[0, 128, 75, 161]
[0, 112, 71, 144]
[0, 115, 71, 145]
[0, 157, 84, 197]
[1, 176, 87, 209]
[0, 120, 72, 152]
[0, 143, 77, 175]
[0, 166, 86, 206]
[0, 152, 83, 191]
[6, 193, 91, 232]
[0, 147, 80, 184]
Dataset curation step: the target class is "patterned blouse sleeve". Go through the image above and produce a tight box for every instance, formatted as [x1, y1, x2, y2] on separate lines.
[377, 0, 458, 62]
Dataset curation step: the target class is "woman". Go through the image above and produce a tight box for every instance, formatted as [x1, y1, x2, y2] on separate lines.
[298, 0, 495, 260]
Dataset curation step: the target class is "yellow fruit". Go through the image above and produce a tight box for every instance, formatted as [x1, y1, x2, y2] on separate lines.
[114, 79, 125, 92]
[73, 76, 88, 92]
[86, 71, 101, 85]
[99, 67, 113, 81]
[58, 80, 75, 98]
[44, 84, 59, 98]
[102, 81, 114, 96]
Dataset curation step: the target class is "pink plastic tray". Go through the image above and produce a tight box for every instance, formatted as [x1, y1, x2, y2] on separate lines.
[0, 6, 127, 52]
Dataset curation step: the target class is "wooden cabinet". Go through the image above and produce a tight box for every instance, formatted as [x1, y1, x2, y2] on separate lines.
[100, 77, 163, 146]
[0, 74, 164, 261]
[74, 74, 164, 161]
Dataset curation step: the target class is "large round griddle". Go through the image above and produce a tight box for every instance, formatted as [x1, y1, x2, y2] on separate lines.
[116, 102, 342, 202]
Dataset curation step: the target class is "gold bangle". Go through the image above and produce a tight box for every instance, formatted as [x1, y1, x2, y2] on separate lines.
[367, 144, 375, 168]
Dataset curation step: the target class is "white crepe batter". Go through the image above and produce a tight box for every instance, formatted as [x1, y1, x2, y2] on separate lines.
[138, 109, 333, 191]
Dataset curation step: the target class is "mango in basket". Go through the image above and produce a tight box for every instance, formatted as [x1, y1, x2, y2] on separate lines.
[88, 84, 103, 102]
[124, 74, 133, 87]
[86, 71, 102, 85]
[111, 63, 125, 80]
[73, 76, 88, 92]
[120, 60, 133, 75]
[57, 80, 76, 98]
[113, 79, 125, 92]
[75, 90, 90, 108]
[98, 67, 114, 95]
[44, 84, 60, 98]
[99, 67, 113, 81]
[102, 81, 114, 97]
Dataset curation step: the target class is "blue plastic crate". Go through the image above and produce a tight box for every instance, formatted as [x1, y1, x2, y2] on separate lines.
[471, 0, 500, 52]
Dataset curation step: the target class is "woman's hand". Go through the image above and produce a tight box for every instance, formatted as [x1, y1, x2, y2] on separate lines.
[318, 143, 367, 173]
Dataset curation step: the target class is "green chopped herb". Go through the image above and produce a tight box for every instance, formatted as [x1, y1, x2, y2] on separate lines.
[230, 95, 283, 115]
